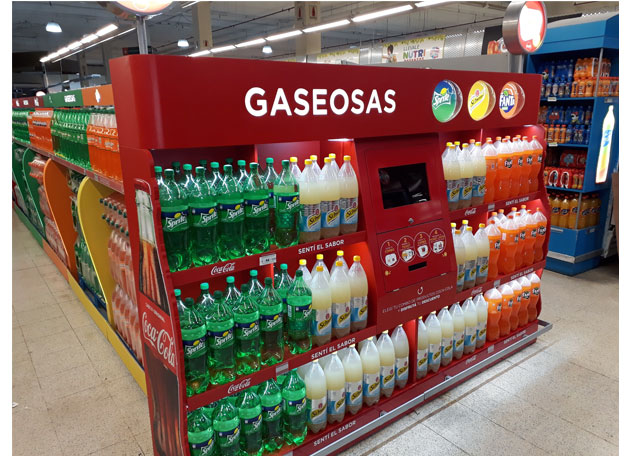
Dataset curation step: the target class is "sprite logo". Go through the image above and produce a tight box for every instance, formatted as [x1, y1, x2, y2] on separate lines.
[247, 199, 269, 217]
[226, 205, 244, 221]
[266, 405, 281, 420]
[164, 211, 188, 231]
[200, 209, 217, 224]
[214, 330, 233, 348]
[264, 314, 281, 330]
[286, 197, 300, 211]
[432, 80, 460, 123]
[184, 337, 206, 358]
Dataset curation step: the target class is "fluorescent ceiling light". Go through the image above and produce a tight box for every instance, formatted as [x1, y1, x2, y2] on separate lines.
[182, 1, 198, 7]
[267, 30, 302, 41]
[352, 4, 413, 22]
[177, 39, 189, 48]
[81, 34, 98, 44]
[210, 45, 235, 53]
[46, 22, 62, 33]
[57, 47, 69, 54]
[262, 45, 273, 54]
[415, 1, 449, 7]
[303, 19, 350, 33]
[96, 24, 118, 36]
[68, 41, 82, 50]
[40, 56, 51, 63]
[236, 38, 266, 48]
[36, 91, 45, 97]
[189, 49, 210, 57]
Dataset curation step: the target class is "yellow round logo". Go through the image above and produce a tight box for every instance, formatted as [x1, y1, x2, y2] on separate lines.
[174, 212, 181, 218]
[467, 80, 496, 121]
[208, 208, 214, 214]
[235, 204, 241, 210]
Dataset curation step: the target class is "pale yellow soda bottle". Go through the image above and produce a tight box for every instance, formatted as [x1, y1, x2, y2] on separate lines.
[330, 260, 351, 339]
[453, 230, 466, 292]
[305, 360, 327, 433]
[319, 157, 341, 239]
[323, 353, 346, 424]
[462, 298, 478, 355]
[342, 345, 363, 415]
[416, 317, 429, 379]
[473, 294, 488, 349]
[426, 311, 442, 373]
[459, 143, 474, 209]
[348, 255, 369, 332]
[338, 155, 359, 234]
[451, 302, 465, 360]
[391, 325, 409, 389]
[474, 224, 490, 284]
[470, 140, 487, 206]
[438, 307, 454, 366]
[310, 266, 332, 346]
[376, 331, 396, 397]
[298, 159, 322, 243]
[358, 337, 380, 406]
[442, 143, 462, 211]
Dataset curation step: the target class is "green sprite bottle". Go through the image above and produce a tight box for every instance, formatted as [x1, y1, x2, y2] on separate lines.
[287, 270, 313, 354]
[158, 168, 190, 271]
[198, 159, 211, 180]
[258, 277, 284, 366]
[225, 276, 241, 311]
[188, 408, 215, 456]
[233, 284, 261, 375]
[182, 163, 196, 195]
[282, 369, 308, 446]
[247, 270, 264, 299]
[177, 289, 209, 396]
[172, 161, 184, 186]
[258, 379, 284, 452]
[274, 264, 292, 342]
[237, 388, 264, 456]
[274, 160, 300, 247]
[213, 398, 241, 456]
[243, 163, 271, 255]
[217, 164, 245, 260]
[189, 166, 218, 267]
[236, 160, 250, 188]
[202, 401, 220, 421]
[196, 287, 236, 385]
[262, 158, 278, 238]
[210, 162, 222, 190]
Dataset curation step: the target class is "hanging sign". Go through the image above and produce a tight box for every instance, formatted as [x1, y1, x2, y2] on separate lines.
[502, 1, 547, 54]
[316, 49, 360, 65]
[381, 35, 446, 63]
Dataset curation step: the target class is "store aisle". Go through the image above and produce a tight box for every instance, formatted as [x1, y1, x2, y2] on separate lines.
[12, 211, 618, 456]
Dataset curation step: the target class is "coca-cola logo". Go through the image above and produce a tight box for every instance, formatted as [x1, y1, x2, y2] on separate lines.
[228, 378, 251, 394]
[464, 207, 477, 216]
[211, 262, 236, 276]
[142, 312, 176, 368]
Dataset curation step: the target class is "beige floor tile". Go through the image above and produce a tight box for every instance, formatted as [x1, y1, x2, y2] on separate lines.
[375, 423, 469, 456]
[88, 439, 145, 456]
[13, 337, 29, 361]
[12, 255, 35, 271]
[14, 289, 60, 311]
[64, 307, 96, 329]
[134, 430, 154, 456]
[40, 363, 104, 404]
[117, 397, 151, 434]
[106, 375, 147, 410]
[12, 407, 63, 456]
[31, 344, 91, 378]
[341, 413, 419, 456]
[15, 302, 65, 326]
[21, 315, 72, 342]
[25, 328, 82, 356]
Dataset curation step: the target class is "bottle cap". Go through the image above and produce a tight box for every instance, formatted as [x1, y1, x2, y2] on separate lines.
[172, 161, 181, 167]
[305, 159, 312, 165]
[266, 157, 274, 164]
[344, 155, 351, 161]
[521, 205, 527, 209]
[462, 143, 468, 148]
[454, 141, 460, 145]
[238, 160, 246, 166]
[451, 222, 456, 228]
[183, 164, 192, 171]
[499, 209, 504, 214]
[462, 219, 468, 225]
[154, 166, 162, 173]
[383, 330, 388, 334]
[164, 169, 174, 178]
[280, 264, 288, 270]
[324, 157, 331, 163]
[455, 229, 461, 234]
[290, 156, 298, 163]
[241, 284, 249, 292]
[213, 290, 223, 299]
[174, 289, 181, 297]
[250, 162, 258, 170]
[211, 161, 219, 169]
[353, 255, 361, 262]
[223, 164, 233, 173]
[479, 223, 485, 228]
[337, 250, 344, 256]
[470, 139, 475, 144]
[226, 276, 235, 284]
[195, 166, 205, 174]
[486, 137, 492, 142]
[299, 259, 307, 266]
[249, 270, 258, 277]
[310, 155, 318, 161]
[466, 226, 473, 231]
[329, 153, 336, 159]
[265, 277, 273, 286]
[317, 254, 324, 260]
[336, 260, 343, 267]
[200, 283, 209, 290]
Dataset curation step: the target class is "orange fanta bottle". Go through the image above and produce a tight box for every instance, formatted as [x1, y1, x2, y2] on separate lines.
[527, 272, 541, 322]
[483, 138, 498, 203]
[494, 137, 512, 200]
[497, 283, 514, 337]
[508, 279, 522, 331]
[529, 136, 543, 192]
[533, 208, 547, 262]
[517, 275, 532, 326]
[510, 136, 524, 197]
[484, 287, 503, 341]
[522, 210, 537, 266]
[498, 214, 518, 274]
[486, 220, 501, 280]
[520, 136, 532, 194]
[513, 209, 526, 269]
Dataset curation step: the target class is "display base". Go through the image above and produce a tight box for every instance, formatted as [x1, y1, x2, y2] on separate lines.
[13, 203, 146, 393]
[545, 255, 602, 276]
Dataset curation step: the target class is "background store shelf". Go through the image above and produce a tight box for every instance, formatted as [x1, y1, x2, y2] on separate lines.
[547, 142, 588, 148]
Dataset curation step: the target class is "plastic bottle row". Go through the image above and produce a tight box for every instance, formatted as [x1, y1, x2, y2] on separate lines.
[112, 285, 143, 363]
[442, 135, 544, 211]
[539, 105, 592, 127]
[452, 206, 547, 291]
[549, 192, 601, 229]
[156, 154, 359, 272]
[86, 108, 121, 180]
[543, 123, 590, 145]
[177, 254, 369, 397]
[187, 369, 308, 455]
[539, 57, 617, 98]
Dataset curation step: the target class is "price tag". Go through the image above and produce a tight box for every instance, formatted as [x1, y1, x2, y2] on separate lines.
[548, 142, 558, 147]
[259, 253, 277, 266]
[547, 96, 557, 102]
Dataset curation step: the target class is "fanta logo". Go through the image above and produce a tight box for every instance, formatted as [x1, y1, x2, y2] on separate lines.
[499, 91, 515, 112]
[505, 158, 513, 168]
[527, 156, 533, 165]
[508, 298, 514, 307]
[531, 229, 537, 237]
[494, 240, 501, 250]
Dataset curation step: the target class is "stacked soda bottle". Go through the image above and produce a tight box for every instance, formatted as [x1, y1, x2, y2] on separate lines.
[12, 108, 31, 143]
[86, 107, 121, 180]
[157, 155, 360, 272]
[50, 108, 91, 168]
[100, 193, 143, 362]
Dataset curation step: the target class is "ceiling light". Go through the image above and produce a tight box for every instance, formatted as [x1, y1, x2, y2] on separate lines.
[182, 1, 198, 7]
[262, 45, 273, 54]
[68, 41, 82, 50]
[236, 38, 266, 48]
[36, 91, 45, 97]
[46, 22, 62, 33]
[303, 19, 350, 33]
[177, 39, 189, 48]
[210, 45, 235, 53]
[352, 4, 414, 22]
[39, 56, 51, 63]
[415, 1, 449, 7]
[189, 49, 210, 57]
[267, 30, 302, 41]
[96, 24, 118, 37]
[81, 34, 98, 44]
[57, 47, 69, 54]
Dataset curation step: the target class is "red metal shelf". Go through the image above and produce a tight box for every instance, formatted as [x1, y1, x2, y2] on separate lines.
[448, 190, 546, 221]
[13, 139, 124, 194]
[453, 259, 546, 303]
[171, 230, 367, 286]
[186, 325, 377, 410]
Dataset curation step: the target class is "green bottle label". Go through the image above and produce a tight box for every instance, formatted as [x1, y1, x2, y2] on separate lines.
[182, 326, 207, 360]
[217, 427, 240, 449]
[259, 312, 283, 332]
[190, 205, 218, 227]
[188, 430, 215, 456]
[262, 402, 283, 422]
[161, 209, 188, 232]
[245, 198, 269, 218]
[241, 413, 262, 432]
[234, 315, 260, 340]
[286, 397, 306, 415]
[276, 194, 300, 214]
[208, 327, 234, 349]
[219, 202, 245, 223]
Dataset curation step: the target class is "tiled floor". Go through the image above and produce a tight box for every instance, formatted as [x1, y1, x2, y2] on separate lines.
[12, 211, 619, 455]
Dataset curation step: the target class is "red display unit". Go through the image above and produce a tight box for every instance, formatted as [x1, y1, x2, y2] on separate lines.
[110, 55, 551, 456]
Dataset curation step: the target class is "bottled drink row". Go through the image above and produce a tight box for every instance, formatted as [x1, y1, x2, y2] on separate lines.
[539, 57, 618, 98]
[86, 108, 121, 181]
[156, 154, 359, 272]
[442, 135, 544, 212]
[12, 109, 30, 143]
[101, 194, 143, 363]
[452, 205, 547, 291]
[544, 165, 585, 190]
[178, 254, 369, 397]
[549, 192, 601, 229]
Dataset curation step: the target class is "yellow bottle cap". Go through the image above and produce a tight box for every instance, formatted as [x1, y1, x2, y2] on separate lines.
[317, 254, 324, 260]
[329, 153, 336, 159]
[479, 223, 485, 228]
[451, 222, 456, 228]
[337, 250, 344, 256]
[290, 156, 298, 163]
[311, 155, 318, 160]
[324, 157, 331, 163]
[299, 259, 306, 265]
[305, 159, 312, 165]
[353, 255, 361, 261]
[344, 155, 351, 161]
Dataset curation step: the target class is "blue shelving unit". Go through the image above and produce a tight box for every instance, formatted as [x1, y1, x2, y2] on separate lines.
[527, 15, 619, 275]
